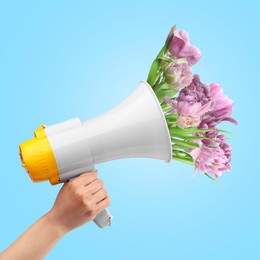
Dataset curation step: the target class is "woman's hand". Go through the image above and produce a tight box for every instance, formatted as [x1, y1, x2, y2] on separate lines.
[0, 171, 110, 260]
[48, 171, 111, 233]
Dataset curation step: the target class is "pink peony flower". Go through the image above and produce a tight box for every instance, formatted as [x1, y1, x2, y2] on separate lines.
[164, 75, 212, 128]
[177, 101, 212, 118]
[164, 62, 193, 91]
[191, 131, 232, 179]
[167, 28, 201, 65]
[176, 102, 212, 128]
[179, 74, 212, 105]
[199, 82, 238, 128]
[164, 75, 238, 130]
[177, 114, 202, 128]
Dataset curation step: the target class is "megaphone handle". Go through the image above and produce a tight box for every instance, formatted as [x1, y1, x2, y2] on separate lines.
[91, 165, 113, 228]
[93, 208, 113, 228]
[68, 167, 113, 228]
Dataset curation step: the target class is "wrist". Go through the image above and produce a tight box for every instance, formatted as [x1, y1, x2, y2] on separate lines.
[44, 210, 71, 237]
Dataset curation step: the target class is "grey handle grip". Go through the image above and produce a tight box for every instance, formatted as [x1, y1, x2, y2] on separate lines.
[94, 208, 113, 228]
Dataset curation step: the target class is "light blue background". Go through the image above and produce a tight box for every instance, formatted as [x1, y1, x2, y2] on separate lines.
[1, 1, 259, 259]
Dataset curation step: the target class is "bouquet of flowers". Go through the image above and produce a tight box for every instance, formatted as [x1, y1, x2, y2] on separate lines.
[147, 25, 237, 181]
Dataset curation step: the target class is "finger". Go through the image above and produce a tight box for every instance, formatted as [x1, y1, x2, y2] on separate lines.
[92, 188, 108, 203]
[71, 171, 98, 187]
[96, 197, 111, 213]
[84, 179, 104, 195]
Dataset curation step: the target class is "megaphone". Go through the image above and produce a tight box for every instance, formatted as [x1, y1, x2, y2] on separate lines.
[19, 81, 172, 228]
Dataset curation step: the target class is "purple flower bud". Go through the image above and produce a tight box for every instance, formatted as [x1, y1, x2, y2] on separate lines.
[164, 62, 193, 91]
[167, 29, 201, 65]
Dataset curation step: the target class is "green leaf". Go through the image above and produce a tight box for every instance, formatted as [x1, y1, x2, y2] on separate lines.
[171, 138, 199, 148]
[160, 83, 171, 90]
[157, 43, 169, 59]
[153, 82, 170, 92]
[165, 28, 174, 48]
[172, 156, 195, 166]
[172, 144, 183, 150]
[217, 129, 236, 135]
[167, 121, 177, 127]
[169, 126, 212, 136]
[165, 113, 178, 120]
[172, 134, 216, 142]
[147, 41, 169, 86]
[204, 173, 220, 183]
[153, 72, 161, 86]
[147, 59, 160, 86]
[172, 149, 193, 159]
[157, 56, 172, 63]
[163, 107, 172, 113]
[162, 104, 173, 113]
[154, 87, 178, 103]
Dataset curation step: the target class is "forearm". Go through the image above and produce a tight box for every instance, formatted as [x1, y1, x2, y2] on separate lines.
[0, 211, 67, 260]
[0, 173, 110, 260]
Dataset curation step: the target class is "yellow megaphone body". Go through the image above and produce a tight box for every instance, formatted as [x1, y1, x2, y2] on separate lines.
[19, 81, 172, 228]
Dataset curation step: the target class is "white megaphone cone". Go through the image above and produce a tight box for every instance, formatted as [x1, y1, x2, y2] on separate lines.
[19, 81, 172, 228]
